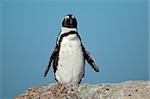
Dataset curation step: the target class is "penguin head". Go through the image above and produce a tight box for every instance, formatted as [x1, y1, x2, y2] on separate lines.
[62, 14, 77, 28]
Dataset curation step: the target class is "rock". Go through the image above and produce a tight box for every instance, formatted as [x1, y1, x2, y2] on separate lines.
[14, 80, 150, 99]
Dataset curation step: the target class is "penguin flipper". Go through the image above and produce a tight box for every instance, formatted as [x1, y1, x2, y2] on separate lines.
[44, 45, 58, 77]
[83, 47, 99, 72]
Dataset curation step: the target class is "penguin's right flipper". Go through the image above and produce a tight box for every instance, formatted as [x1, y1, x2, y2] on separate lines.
[82, 47, 99, 72]
[44, 45, 58, 77]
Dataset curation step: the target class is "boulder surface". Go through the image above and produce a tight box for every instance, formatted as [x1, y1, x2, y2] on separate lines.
[15, 80, 150, 99]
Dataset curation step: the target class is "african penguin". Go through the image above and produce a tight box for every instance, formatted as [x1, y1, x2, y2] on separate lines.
[44, 14, 99, 84]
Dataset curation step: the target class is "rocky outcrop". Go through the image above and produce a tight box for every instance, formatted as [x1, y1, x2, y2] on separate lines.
[14, 80, 150, 99]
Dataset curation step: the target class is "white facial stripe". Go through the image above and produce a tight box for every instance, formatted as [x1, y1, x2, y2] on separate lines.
[71, 15, 75, 19]
[64, 16, 69, 20]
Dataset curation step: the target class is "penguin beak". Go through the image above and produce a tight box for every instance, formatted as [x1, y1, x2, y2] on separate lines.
[70, 19, 73, 24]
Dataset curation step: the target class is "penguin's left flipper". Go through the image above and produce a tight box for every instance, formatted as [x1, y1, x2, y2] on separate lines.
[44, 45, 58, 77]
[83, 47, 99, 72]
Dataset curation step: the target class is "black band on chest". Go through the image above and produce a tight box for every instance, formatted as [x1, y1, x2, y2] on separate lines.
[59, 31, 82, 43]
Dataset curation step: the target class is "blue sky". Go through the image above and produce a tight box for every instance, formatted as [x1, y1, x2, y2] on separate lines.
[1, 0, 149, 98]
[148, 1, 150, 83]
[0, 1, 2, 98]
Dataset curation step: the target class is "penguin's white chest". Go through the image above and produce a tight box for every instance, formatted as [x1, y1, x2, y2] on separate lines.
[55, 34, 84, 83]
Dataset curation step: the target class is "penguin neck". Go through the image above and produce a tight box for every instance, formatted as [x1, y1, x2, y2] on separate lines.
[61, 27, 77, 35]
